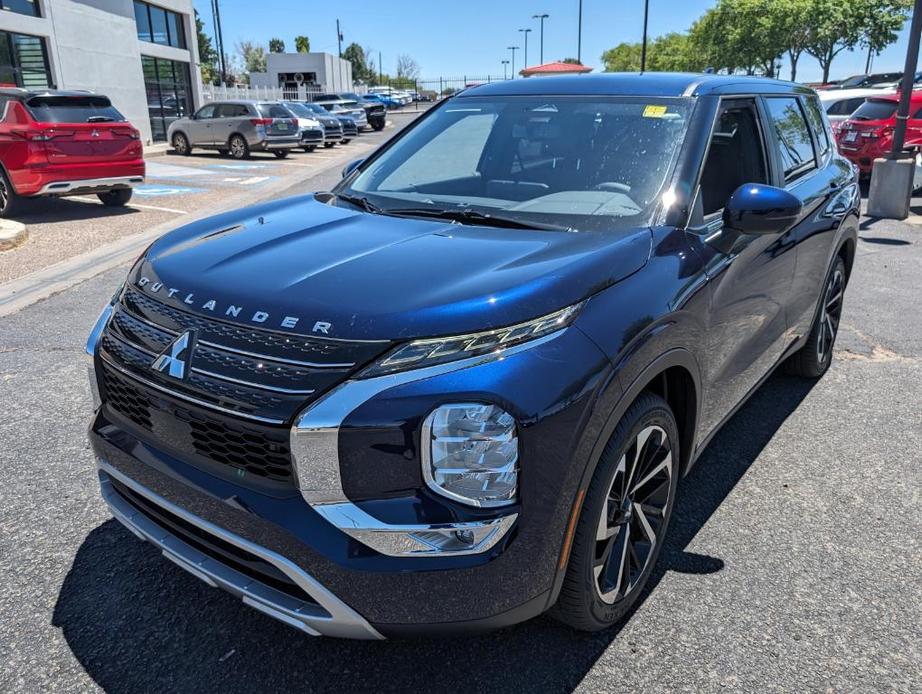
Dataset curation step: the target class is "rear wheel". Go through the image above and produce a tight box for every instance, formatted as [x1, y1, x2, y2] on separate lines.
[171, 132, 191, 155]
[0, 169, 24, 218]
[302, 145, 316, 153]
[552, 392, 679, 632]
[97, 188, 132, 207]
[786, 256, 846, 378]
[323, 142, 335, 148]
[273, 150, 290, 159]
[228, 134, 249, 159]
[341, 138, 351, 145]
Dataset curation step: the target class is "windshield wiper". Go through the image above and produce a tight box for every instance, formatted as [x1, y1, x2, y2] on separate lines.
[86, 116, 115, 123]
[335, 192, 384, 214]
[384, 206, 574, 232]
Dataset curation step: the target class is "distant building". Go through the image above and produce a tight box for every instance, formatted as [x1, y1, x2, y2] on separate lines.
[249, 53, 354, 93]
[0, 0, 203, 143]
[519, 61, 593, 78]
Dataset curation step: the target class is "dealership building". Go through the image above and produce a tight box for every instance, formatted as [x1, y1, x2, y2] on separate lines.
[249, 52, 354, 93]
[0, 0, 202, 143]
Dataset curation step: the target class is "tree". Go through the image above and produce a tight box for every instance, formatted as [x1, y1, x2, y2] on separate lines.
[294, 35, 310, 53]
[601, 42, 643, 71]
[803, 0, 866, 83]
[774, 0, 812, 81]
[561, 57, 583, 65]
[855, 0, 911, 71]
[268, 37, 285, 53]
[396, 54, 420, 81]
[237, 40, 267, 78]
[194, 10, 218, 84]
[343, 42, 372, 83]
[602, 33, 702, 72]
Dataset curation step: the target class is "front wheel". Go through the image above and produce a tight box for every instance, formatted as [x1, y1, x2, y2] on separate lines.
[551, 391, 679, 632]
[273, 150, 289, 159]
[785, 256, 846, 378]
[340, 138, 351, 145]
[97, 188, 133, 207]
[302, 145, 316, 153]
[228, 134, 249, 160]
[323, 142, 335, 148]
[372, 122, 385, 132]
[171, 132, 191, 155]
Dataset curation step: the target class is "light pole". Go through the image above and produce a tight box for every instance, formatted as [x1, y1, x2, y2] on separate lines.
[508, 46, 519, 78]
[519, 28, 532, 70]
[577, 0, 583, 64]
[640, 0, 650, 72]
[501, 59, 510, 80]
[533, 14, 549, 65]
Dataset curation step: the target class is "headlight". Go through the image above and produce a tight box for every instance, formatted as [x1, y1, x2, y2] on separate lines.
[360, 302, 582, 378]
[422, 403, 518, 507]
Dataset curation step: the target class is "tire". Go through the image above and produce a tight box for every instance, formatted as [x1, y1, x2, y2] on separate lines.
[323, 142, 335, 148]
[341, 138, 351, 145]
[302, 145, 316, 153]
[0, 169, 24, 218]
[551, 391, 680, 632]
[785, 256, 846, 378]
[273, 150, 289, 159]
[171, 132, 191, 155]
[228, 134, 249, 159]
[372, 122, 385, 132]
[97, 188, 133, 207]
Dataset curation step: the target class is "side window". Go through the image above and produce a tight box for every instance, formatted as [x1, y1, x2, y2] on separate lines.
[194, 104, 215, 119]
[912, 106, 922, 119]
[802, 96, 830, 156]
[697, 103, 769, 217]
[764, 97, 816, 183]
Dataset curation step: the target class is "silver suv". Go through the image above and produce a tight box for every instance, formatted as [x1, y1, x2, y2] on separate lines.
[168, 101, 301, 159]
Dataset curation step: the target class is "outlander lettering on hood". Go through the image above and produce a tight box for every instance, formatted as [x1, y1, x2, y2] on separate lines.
[135, 275, 333, 334]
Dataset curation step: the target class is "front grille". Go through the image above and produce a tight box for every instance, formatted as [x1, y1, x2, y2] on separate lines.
[101, 365, 294, 483]
[98, 287, 391, 487]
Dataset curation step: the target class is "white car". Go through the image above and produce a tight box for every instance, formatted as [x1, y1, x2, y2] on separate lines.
[819, 87, 895, 136]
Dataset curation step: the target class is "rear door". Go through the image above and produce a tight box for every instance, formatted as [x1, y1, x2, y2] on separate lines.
[213, 103, 251, 145]
[24, 95, 140, 164]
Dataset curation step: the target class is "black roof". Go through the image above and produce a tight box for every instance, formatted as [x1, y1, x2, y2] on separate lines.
[462, 72, 814, 98]
[0, 88, 105, 100]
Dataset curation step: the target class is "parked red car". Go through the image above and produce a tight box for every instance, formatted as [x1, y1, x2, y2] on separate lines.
[0, 89, 145, 217]
[836, 91, 922, 174]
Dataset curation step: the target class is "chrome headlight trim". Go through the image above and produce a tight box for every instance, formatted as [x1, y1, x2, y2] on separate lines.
[289, 328, 565, 557]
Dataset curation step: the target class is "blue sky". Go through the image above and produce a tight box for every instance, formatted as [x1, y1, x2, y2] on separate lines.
[201, 0, 915, 83]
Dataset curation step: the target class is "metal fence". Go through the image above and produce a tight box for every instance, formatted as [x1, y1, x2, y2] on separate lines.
[201, 83, 325, 103]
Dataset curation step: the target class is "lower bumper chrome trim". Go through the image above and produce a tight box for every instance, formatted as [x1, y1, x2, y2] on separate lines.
[38, 175, 144, 195]
[97, 460, 384, 640]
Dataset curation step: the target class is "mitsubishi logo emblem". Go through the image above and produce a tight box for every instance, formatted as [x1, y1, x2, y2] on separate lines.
[90, 129, 100, 137]
[151, 331, 193, 380]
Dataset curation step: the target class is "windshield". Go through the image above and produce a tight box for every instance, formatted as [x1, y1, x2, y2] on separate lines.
[304, 103, 327, 115]
[26, 95, 126, 123]
[340, 95, 692, 232]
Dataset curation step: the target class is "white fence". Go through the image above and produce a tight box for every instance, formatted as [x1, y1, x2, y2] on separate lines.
[201, 84, 326, 103]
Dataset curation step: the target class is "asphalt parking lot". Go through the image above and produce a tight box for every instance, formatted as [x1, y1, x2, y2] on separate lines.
[0, 151, 920, 690]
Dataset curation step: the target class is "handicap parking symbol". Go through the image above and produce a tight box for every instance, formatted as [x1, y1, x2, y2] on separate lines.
[134, 184, 205, 197]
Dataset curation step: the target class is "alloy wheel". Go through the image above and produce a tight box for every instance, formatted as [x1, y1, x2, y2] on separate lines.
[816, 266, 845, 365]
[594, 425, 673, 604]
[0, 176, 8, 213]
[172, 134, 188, 154]
[230, 136, 246, 158]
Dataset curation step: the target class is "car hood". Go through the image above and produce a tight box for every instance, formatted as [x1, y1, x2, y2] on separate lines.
[131, 195, 651, 340]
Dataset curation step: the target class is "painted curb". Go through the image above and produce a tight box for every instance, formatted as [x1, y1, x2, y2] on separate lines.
[0, 220, 27, 252]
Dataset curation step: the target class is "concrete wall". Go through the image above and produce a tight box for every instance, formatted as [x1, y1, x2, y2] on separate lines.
[0, 0, 201, 143]
[251, 52, 353, 92]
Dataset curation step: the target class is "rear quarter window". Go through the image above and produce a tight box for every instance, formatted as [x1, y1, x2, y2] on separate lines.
[257, 104, 292, 118]
[25, 95, 125, 123]
[802, 96, 830, 155]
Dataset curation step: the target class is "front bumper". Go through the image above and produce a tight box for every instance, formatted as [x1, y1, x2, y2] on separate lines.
[300, 128, 324, 146]
[87, 312, 611, 636]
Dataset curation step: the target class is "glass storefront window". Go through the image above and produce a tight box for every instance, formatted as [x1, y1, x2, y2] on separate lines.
[0, 31, 51, 88]
[142, 55, 192, 142]
[134, 1, 186, 49]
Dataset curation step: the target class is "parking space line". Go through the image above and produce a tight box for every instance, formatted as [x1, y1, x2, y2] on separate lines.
[70, 196, 187, 214]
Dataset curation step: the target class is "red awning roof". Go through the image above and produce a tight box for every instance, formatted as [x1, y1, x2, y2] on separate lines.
[519, 61, 592, 76]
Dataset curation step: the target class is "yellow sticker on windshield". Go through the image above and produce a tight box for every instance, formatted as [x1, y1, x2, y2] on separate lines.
[643, 105, 668, 118]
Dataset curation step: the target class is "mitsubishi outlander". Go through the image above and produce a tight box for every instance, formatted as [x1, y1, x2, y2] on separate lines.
[86, 74, 858, 639]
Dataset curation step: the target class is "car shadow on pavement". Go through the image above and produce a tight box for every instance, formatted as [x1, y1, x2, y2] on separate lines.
[53, 372, 816, 694]
[9, 197, 141, 224]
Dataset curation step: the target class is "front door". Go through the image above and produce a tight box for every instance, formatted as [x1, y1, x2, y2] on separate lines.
[188, 104, 216, 146]
[690, 98, 798, 438]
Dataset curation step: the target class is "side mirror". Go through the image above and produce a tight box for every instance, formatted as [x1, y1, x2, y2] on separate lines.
[341, 158, 365, 179]
[722, 183, 803, 234]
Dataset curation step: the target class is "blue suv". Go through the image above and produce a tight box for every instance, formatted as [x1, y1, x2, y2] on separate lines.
[86, 74, 858, 638]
